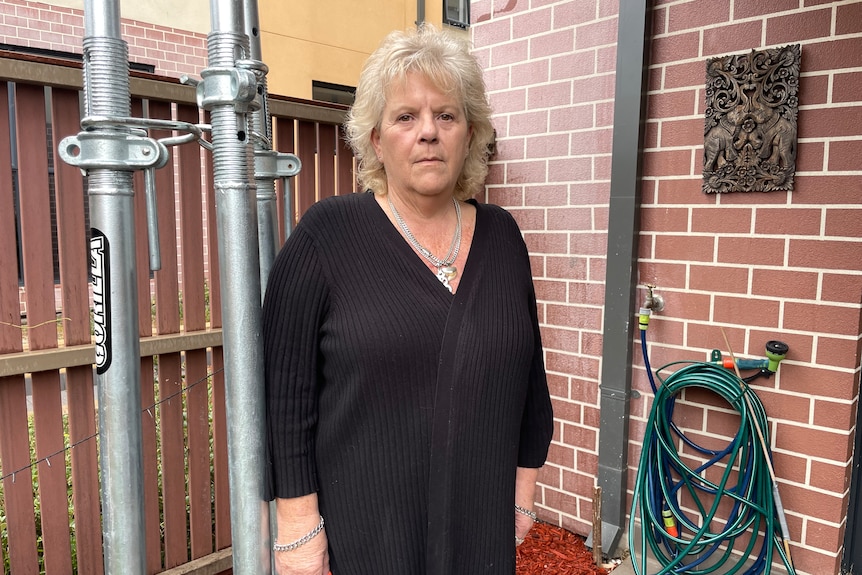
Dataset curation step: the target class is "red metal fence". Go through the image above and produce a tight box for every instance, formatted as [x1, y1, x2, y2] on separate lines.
[0, 51, 354, 574]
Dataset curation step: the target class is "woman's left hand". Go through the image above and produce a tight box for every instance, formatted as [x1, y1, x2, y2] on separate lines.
[514, 466, 540, 546]
[514, 507, 534, 546]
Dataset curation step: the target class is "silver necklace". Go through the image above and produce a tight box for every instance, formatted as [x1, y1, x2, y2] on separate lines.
[387, 195, 462, 293]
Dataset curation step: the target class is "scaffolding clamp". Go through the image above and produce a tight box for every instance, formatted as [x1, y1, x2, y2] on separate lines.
[58, 130, 169, 174]
[255, 149, 302, 181]
[196, 66, 259, 112]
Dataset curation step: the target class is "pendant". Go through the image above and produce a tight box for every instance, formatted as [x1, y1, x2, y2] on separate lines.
[436, 267, 455, 293]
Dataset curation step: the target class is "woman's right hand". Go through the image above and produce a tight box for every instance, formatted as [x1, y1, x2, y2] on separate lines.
[273, 494, 331, 575]
[273, 529, 330, 575]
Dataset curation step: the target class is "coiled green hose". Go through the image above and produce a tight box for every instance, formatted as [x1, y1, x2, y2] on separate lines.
[628, 329, 796, 574]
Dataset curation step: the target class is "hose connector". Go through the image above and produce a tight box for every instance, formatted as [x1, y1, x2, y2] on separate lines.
[662, 507, 679, 538]
[639, 307, 651, 331]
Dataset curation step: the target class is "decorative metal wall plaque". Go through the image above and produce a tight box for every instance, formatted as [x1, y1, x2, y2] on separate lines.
[702, 44, 800, 194]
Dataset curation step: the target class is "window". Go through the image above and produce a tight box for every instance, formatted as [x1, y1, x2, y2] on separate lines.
[312, 81, 355, 107]
[444, 0, 470, 29]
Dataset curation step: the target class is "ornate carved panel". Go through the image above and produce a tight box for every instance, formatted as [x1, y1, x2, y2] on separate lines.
[702, 44, 800, 194]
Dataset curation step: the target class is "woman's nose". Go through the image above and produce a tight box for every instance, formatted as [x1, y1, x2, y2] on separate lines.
[418, 114, 438, 142]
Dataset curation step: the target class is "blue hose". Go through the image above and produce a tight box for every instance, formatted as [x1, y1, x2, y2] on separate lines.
[629, 325, 796, 574]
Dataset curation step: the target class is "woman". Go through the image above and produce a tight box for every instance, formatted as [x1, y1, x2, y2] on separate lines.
[263, 24, 554, 575]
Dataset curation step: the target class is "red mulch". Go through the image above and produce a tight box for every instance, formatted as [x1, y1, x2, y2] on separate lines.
[516, 522, 610, 575]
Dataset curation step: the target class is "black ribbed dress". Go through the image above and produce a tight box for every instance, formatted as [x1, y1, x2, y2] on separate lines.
[263, 191, 554, 575]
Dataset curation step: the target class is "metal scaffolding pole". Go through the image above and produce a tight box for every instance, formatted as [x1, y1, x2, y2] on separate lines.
[244, 1, 278, 288]
[201, 0, 270, 571]
[243, 1, 301, 291]
[70, 0, 147, 572]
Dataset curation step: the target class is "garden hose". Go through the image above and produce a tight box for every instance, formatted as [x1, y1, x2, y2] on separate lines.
[628, 309, 796, 574]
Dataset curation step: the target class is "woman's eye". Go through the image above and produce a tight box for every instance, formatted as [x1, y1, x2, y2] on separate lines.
[439, 113, 454, 121]
[396, 114, 412, 122]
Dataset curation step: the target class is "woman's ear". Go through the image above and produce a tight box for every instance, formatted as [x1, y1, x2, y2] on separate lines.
[371, 128, 382, 162]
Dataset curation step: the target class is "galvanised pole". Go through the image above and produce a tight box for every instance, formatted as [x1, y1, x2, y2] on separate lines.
[202, 0, 270, 572]
[81, 0, 146, 572]
[244, 1, 278, 294]
[242, 0, 301, 295]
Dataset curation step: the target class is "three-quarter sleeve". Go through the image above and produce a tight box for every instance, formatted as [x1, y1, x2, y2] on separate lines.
[263, 224, 330, 499]
[517, 280, 554, 468]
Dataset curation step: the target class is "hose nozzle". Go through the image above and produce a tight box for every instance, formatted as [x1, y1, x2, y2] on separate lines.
[765, 340, 789, 373]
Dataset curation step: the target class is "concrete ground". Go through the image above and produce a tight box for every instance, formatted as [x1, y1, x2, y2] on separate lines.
[597, 524, 662, 575]
[611, 553, 661, 575]
[606, 525, 765, 575]
[611, 552, 764, 575]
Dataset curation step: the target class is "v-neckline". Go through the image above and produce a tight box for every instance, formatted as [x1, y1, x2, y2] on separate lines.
[367, 192, 482, 298]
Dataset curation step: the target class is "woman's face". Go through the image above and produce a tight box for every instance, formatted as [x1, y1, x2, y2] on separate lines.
[372, 72, 472, 201]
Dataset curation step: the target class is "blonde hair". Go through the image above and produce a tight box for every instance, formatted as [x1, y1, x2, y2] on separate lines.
[344, 24, 494, 200]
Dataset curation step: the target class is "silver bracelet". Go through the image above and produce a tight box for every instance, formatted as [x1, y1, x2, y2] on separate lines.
[515, 505, 537, 521]
[273, 515, 325, 552]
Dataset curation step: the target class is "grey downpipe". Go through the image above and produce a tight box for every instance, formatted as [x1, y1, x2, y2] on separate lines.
[80, 0, 147, 572]
[202, 0, 270, 572]
[589, 0, 652, 556]
[416, 0, 425, 24]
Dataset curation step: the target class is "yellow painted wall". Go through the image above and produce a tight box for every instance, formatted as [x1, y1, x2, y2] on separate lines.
[260, 0, 461, 100]
[47, 0, 464, 100]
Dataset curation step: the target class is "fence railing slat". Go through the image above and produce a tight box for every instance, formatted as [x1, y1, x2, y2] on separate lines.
[0, 80, 20, 347]
[177, 104, 207, 332]
[186, 348, 213, 556]
[337, 130, 356, 195]
[318, 124, 337, 200]
[176, 103, 215, 559]
[140, 356, 161, 575]
[51, 88, 90, 347]
[30, 372, 70, 574]
[15, 83, 55, 348]
[0, 376, 39, 575]
[150, 100, 181, 334]
[210, 347, 230, 551]
[15, 81, 74, 575]
[296, 120, 318, 218]
[0, 81, 39, 575]
[159, 352, 188, 568]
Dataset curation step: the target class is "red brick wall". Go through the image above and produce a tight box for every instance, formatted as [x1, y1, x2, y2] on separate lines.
[0, 0, 207, 78]
[472, 0, 624, 535]
[472, 1, 862, 573]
